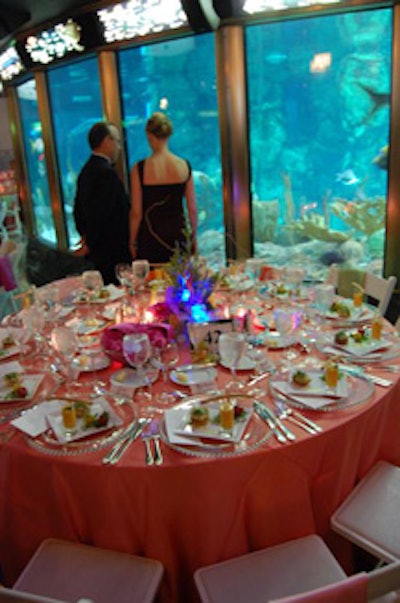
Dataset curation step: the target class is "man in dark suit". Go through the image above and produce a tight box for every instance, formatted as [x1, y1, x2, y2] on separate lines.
[73, 121, 131, 284]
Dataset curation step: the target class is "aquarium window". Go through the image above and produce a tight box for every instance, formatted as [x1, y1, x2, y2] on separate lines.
[98, 0, 187, 43]
[119, 34, 225, 268]
[246, 7, 392, 279]
[47, 56, 103, 247]
[16, 79, 56, 245]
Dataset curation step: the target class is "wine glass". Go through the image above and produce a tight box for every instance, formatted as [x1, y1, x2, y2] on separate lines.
[50, 326, 80, 394]
[20, 305, 46, 357]
[122, 333, 152, 412]
[82, 270, 104, 298]
[152, 341, 179, 405]
[131, 260, 150, 290]
[273, 306, 303, 367]
[218, 332, 247, 393]
[313, 284, 335, 315]
[115, 263, 134, 295]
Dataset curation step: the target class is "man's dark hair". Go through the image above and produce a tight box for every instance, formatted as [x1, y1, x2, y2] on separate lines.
[88, 122, 112, 150]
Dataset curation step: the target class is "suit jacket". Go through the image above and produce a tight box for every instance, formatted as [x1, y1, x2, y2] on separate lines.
[74, 154, 130, 284]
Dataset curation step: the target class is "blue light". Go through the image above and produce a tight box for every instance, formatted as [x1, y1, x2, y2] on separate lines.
[191, 303, 210, 323]
[181, 288, 191, 302]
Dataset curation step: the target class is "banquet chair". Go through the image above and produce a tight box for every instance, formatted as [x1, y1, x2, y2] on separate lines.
[325, 265, 397, 316]
[194, 534, 348, 603]
[12, 539, 164, 603]
[194, 536, 400, 603]
[331, 461, 400, 563]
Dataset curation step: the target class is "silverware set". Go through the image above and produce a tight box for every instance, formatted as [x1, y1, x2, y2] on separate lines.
[142, 422, 163, 466]
[102, 418, 149, 465]
[102, 417, 164, 466]
[254, 400, 322, 444]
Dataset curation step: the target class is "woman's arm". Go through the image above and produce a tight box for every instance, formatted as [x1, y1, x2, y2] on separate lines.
[129, 163, 143, 259]
[185, 174, 198, 254]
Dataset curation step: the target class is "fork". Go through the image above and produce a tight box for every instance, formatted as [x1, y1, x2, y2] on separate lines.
[142, 420, 163, 466]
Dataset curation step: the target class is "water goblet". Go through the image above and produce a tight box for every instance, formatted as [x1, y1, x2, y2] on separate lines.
[131, 260, 150, 290]
[273, 306, 303, 366]
[313, 284, 335, 315]
[115, 263, 134, 296]
[218, 331, 247, 393]
[82, 270, 104, 299]
[122, 333, 152, 413]
[152, 341, 179, 405]
[50, 326, 80, 395]
[20, 304, 46, 357]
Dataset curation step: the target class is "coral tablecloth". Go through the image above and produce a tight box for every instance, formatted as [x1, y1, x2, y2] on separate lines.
[0, 278, 400, 602]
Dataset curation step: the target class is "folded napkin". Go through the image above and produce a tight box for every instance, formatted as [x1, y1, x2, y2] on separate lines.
[101, 322, 173, 365]
[11, 400, 63, 437]
[270, 572, 368, 603]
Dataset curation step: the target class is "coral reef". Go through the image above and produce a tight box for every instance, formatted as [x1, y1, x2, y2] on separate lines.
[330, 197, 386, 236]
[252, 200, 279, 243]
[286, 213, 349, 243]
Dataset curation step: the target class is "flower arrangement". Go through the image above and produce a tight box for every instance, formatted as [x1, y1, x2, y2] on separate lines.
[162, 226, 219, 323]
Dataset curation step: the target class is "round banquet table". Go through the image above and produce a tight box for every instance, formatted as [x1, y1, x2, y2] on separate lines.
[0, 278, 400, 603]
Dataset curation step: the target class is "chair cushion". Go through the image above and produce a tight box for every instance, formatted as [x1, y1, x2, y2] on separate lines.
[14, 539, 163, 603]
[331, 461, 400, 562]
[194, 535, 346, 603]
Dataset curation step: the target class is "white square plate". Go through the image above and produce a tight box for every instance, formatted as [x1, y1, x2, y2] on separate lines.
[164, 400, 252, 444]
[46, 398, 122, 444]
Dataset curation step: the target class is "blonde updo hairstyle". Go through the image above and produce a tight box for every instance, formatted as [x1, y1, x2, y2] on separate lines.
[146, 112, 173, 140]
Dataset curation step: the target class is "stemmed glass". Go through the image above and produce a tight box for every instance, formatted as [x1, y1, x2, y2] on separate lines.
[115, 263, 134, 295]
[152, 341, 179, 405]
[131, 260, 150, 290]
[82, 270, 104, 299]
[218, 332, 247, 393]
[50, 326, 80, 395]
[273, 306, 303, 367]
[20, 305, 46, 357]
[122, 333, 152, 413]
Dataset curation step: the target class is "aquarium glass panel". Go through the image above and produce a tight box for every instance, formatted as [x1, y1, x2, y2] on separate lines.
[119, 34, 224, 267]
[16, 78, 55, 244]
[246, 8, 392, 279]
[47, 56, 103, 247]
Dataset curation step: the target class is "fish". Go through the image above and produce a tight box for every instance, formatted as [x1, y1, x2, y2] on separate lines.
[336, 169, 360, 186]
[373, 145, 389, 171]
[358, 83, 390, 122]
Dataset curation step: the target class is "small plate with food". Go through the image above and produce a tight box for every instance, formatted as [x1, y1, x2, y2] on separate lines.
[269, 367, 374, 411]
[159, 393, 274, 457]
[46, 398, 122, 444]
[66, 317, 108, 336]
[164, 396, 252, 444]
[317, 328, 399, 362]
[0, 372, 44, 403]
[0, 330, 20, 361]
[170, 366, 218, 387]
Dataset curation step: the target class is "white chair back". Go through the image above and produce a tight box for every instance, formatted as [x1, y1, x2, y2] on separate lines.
[325, 265, 396, 316]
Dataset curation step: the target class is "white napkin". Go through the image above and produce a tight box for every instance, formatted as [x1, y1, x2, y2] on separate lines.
[105, 284, 124, 301]
[11, 399, 63, 437]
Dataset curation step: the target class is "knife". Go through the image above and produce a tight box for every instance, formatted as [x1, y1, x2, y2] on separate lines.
[339, 364, 393, 388]
[108, 419, 149, 465]
[103, 418, 147, 465]
[102, 419, 139, 465]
